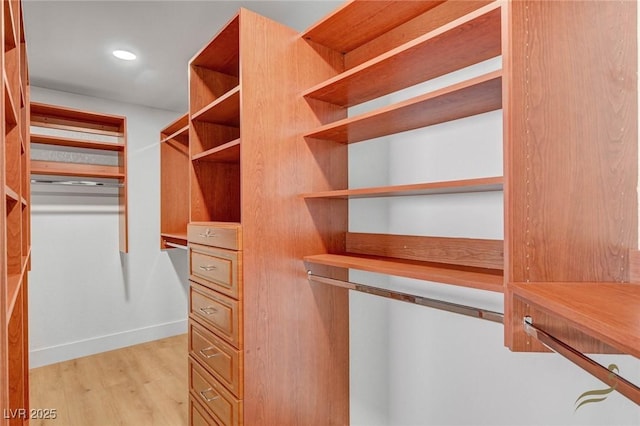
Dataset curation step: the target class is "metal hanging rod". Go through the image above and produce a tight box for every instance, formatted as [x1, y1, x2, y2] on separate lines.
[523, 317, 640, 406]
[165, 242, 188, 250]
[306, 272, 504, 324]
[31, 179, 124, 188]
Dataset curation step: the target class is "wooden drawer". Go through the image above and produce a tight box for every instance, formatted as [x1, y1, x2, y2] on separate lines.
[190, 243, 242, 299]
[190, 282, 242, 348]
[188, 222, 241, 250]
[190, 319, 243, 398]
[190, 395, 221, 426]
[189, 357, 243, 426]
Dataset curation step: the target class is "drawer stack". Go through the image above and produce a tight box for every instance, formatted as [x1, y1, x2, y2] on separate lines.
[187, 222, 243, 426]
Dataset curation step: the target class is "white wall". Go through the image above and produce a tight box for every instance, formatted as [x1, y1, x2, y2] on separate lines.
[349, 57, 640, 425]
[28, 87, 188, 368]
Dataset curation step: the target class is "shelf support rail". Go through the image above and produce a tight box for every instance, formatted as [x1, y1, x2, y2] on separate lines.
[306, 272, 504, 324]
[523, 317, 640, 405]
[165, 242, 188, 250]
[31, 179, 124, 188]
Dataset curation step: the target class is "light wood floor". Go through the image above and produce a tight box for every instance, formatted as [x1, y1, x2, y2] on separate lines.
[29, 334, 188, 426]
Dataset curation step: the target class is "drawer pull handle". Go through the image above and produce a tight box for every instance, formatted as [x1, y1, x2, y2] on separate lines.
[199, 388, 220, 403]
[199, 265, 218, 271]
[199, 346, 221, 359]
[199, 306, 218, 315]
[199, 229, 217, 238]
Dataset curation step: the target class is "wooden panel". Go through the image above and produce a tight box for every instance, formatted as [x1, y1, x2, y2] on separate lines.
[505, 0, 637, 351]
[160, 135, 189, 241]
[190, 243, 242, 299]
[304, 253, 503, 292]
[190, 14, 240, 74]
[192, 139, 240, 163]
[4, 78, 18, 126]
[31, 133, 124, 151]
[189, 319, 244, 397]
[190, 67, 239, 114]
[187, 223, 241, 251]
[190, 161, 241, 223]
[305, 70, 502, 143]
[628, 250, 640, 282]
[239, 10, 349, 425]
[345, 0, 492, 69]
[190, 396, 221, 426]
[301, 176, 503, 199]
[118, 118, 128, 253]
[7, 286, 24, 420]
[302, 0, 443, 53]
[190, 121, 239, 157]
[30, 160, 124, 179]
[191, 86, 240, 126]
[190, 282, 242, 348]
[4, 0, 17, 50]
[160, 113, 188, 141]
[189, 357, 242, 426]
[509, 283, 639, 357]
[305, 3, 501, 107]
[346, 232, 504, 270]
[5, 200, 21, 276]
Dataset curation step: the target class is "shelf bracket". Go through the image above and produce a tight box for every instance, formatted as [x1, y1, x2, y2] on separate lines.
[523, 317, 640, 406]
[306, 271, 504, 324]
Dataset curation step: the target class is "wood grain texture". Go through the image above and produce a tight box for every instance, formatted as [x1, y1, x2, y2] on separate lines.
[5, 120, 19, 192]
[305, 253, 503, 293]
[509, 282, 640, 358]
[160, 113, 188, 141]
[192, 139, 240, 163]
[190, 14, 240, 74]
[191, 86, 240, 126]
[238, 9, 349, 425]
[305, 70, 502, 143]
[504, 0, 638, 351]
[190, 121, 239, 158]
[345, 0, 492, 69]
[4, 79, 17, 126]
[302, 0, 443, 53]
[160, 125, 190, 246]
[301, 176, 503, 199]
[189, 67, 239, 115]
[7, 287, 24, 426]
[31, 133, 125, 151]
[31, 102, 125, 135]
[628, 250, 640, 283]
[305, 3, 501, 107]
[30, 160, 124, 179]
[346, 232, 504, 270]
[190, 161, 240, 223]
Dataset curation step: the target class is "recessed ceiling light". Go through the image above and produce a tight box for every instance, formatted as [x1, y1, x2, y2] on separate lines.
[112, 50, 136, 61]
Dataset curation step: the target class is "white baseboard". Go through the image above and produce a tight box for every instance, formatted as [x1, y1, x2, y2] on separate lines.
[29, 319, 187, 369]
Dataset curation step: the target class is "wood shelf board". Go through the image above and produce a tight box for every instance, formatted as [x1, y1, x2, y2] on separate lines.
[191, 86, 240, 126]
[30, 133, 125, 151]
[304, 253, 503, 292]
[30, 102, 126, 135]
[304, 3, 502, 107]
[160, 125, 189, 144]
[5, 185, 19, 203]
[302, 1, 444, 53]
[30, 160, 125, 179]
[190, 13, 240, 75]
[192, 138, 240, 163]
[509, 282, 640, 358]
[161, 113, 189, 138]
[302, 176, 503, 199]
[305, 70, 502, 143]
[160, 232, 188, 248]
[7, 250, 30, 316]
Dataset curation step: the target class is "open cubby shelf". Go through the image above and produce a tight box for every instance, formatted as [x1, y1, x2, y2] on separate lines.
[31, 133, 125, 151]
[191, 86, 240, 126]
[192, 138, 240, 163]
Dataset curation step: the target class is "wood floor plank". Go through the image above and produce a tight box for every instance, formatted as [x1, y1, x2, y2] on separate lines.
[28, 334, 188, 426]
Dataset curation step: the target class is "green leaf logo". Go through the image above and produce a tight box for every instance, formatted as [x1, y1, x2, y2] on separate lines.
[574, 364, 619, 412]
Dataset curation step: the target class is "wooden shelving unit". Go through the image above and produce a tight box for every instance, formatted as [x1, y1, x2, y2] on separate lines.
[1, 0, 30, 422]
[29, 102, 129, 252]
[160, 113, 189, 249]
[301, 1, 501, 293]
[184, 8, 349, 425]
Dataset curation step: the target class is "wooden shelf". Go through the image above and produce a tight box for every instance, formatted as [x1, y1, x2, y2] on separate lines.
[190, 14, 239, 75]
[21, 196, 27, 207]
[304, 4, 501, 107]
[4, 73, 18, 126]
[30, 102, 126, 137]
[304, 253, 503, 293]
[5, 185, 19, 203]
[31, 160, 124, 179]
[302, 1, 442, 53]
[510, 282, 640, 359]
[160, 232, 188, 248]
[305, 70, 502, 144]
[7, 249, 30, 316]
[192, 138, 240, 163]
[302, 176, 503, 199]
[161, 113, 189, 143]
[30, 133, 125, 151]
[161, 126, 189, 144]
[191, 86, 240, 126]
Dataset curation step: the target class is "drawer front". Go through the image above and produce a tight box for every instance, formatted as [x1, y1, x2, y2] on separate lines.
[189, 357, 242, 426]
[190, 396, 221, 426]
[188, 223, 241, 250]
[190, 319, 243, 397]
[190, 282, 241, 348]
[190, 244, 241, 299]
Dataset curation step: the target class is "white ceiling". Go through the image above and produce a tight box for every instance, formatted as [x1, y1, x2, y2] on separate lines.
[22, 0, 343, 112]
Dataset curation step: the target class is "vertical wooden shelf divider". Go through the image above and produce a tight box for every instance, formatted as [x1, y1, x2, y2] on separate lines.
[1, 0, 30, 422]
